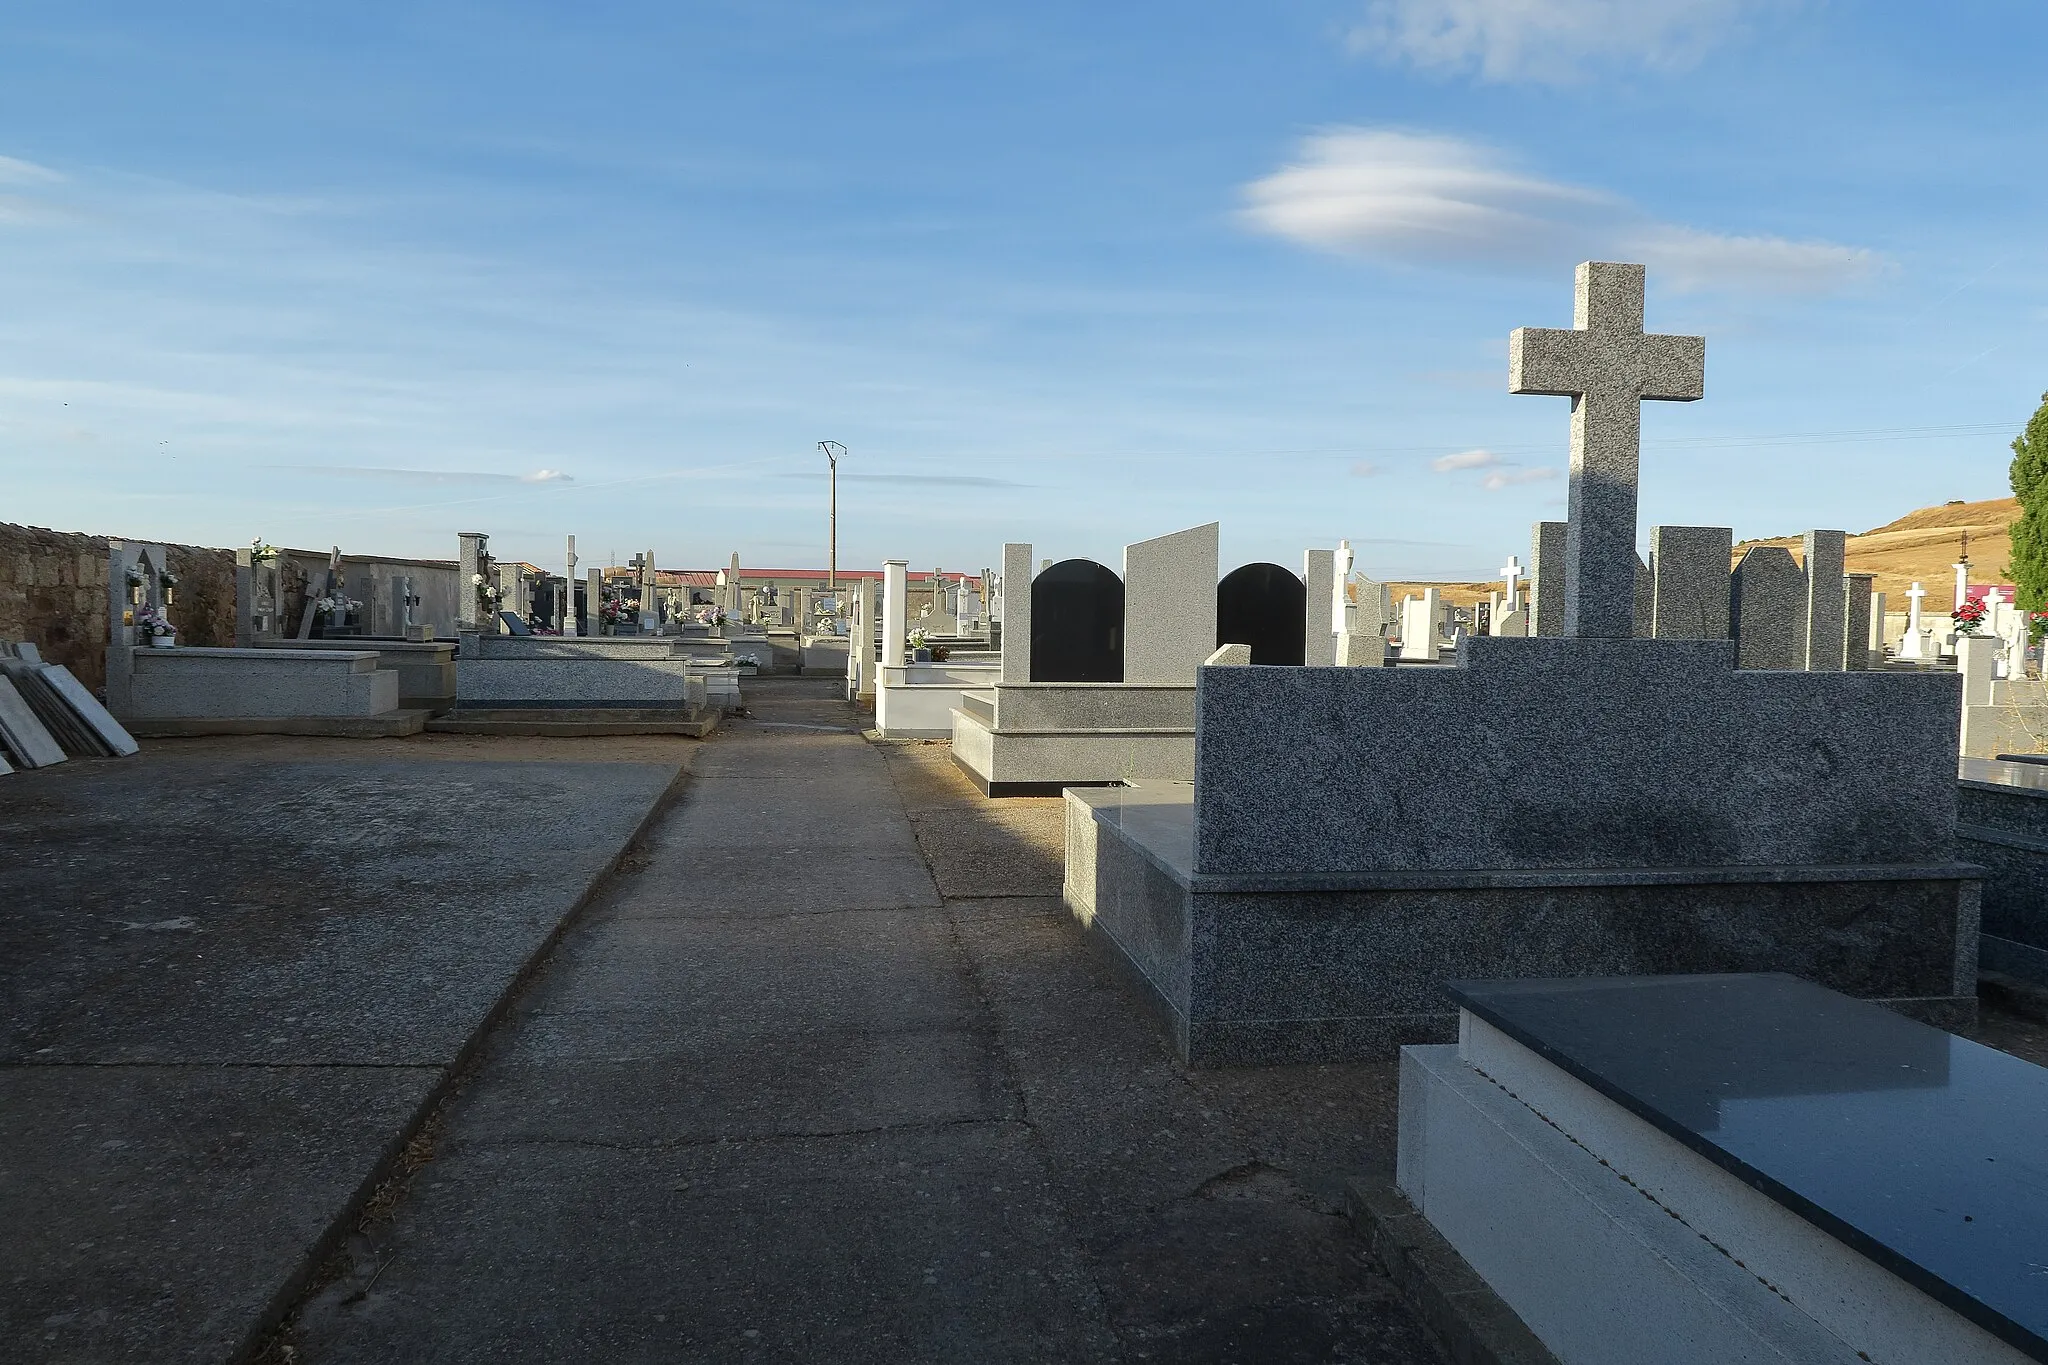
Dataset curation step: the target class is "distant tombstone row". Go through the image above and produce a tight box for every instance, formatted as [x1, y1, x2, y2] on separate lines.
[1525, 518, 1872, 670]
[1027, 557, 1312, 682]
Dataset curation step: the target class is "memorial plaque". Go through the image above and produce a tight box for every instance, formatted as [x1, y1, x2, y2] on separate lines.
[1215, 562, 1306, 666]
[1030, 559, 1123, 683]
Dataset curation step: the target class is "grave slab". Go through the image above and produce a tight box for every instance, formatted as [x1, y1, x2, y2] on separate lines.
[0, 752, 679, 1363]
[1396, 975, 2046, 1364]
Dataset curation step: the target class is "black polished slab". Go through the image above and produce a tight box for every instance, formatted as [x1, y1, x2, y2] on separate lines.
[1447, 973, 2048, 1361]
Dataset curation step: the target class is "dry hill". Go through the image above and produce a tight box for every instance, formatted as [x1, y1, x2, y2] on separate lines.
[1735, 496, 2018, 606]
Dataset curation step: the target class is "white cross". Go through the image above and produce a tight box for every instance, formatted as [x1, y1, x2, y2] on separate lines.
[1499, 555, 1524, 611]
[1511, 262, 1705, 638]
[1905, 581, 1925, 628]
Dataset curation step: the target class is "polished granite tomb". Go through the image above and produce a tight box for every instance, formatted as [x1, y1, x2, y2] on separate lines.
[1397, 974, 2047, 1364]
[1957, 757, 2048, 987]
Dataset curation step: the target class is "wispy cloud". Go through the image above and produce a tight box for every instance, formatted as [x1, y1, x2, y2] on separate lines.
[0, 152, 72, 224]
[1430, 447, 1558, 490]
[1240, 127, 1880, 293]
[0, 155, 62, 185]
[1350, 460, 1383, 477]
[1432, 447, 1502, 472]
[270, 466, 576, 485]
[1482, 466, 1558, 490]
[1347, 0, 1789, 85]
[777, 471, 1029, 488]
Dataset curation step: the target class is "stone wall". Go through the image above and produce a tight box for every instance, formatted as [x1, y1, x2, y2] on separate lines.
[0, 523, 235, 693]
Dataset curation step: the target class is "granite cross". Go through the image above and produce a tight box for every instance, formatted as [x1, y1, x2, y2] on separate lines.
[1499, 555, 1525, 612]
[1905, 581, 1925, 630]
[1510, 262, 1705, 638]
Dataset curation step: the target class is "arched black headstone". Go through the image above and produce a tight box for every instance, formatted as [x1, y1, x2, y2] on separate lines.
[1216, 562, 1306, 666]
[1031, 559, 1124, 682]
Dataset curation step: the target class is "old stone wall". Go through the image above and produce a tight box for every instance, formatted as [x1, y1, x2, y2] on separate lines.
[0, 523, 235, 693]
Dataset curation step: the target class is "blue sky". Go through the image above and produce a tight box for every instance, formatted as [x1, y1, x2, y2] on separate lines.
[1, 1, 2043, 579]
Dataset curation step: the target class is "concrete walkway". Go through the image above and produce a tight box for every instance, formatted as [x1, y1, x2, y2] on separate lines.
[285, 685, 1446, 1364]
[0, 744, 684, 1365]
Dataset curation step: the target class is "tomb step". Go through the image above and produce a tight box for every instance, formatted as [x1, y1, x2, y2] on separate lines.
[122, 709, 433, 739]
[425, 707, 719, 738]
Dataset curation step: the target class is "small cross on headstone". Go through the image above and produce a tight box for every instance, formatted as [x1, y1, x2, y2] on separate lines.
[1499, 555, 1525, 612]
[1510, 262, 1705, 638]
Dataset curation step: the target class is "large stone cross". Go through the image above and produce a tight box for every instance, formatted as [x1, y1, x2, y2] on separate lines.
[1510, 262, 1704, 638]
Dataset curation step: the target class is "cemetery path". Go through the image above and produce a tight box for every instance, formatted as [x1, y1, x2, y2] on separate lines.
[281, 685, 1452, 1365]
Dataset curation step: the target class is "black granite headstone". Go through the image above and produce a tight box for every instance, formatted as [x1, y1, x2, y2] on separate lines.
[1031, 559, 1123, 683]
[498, 611, 533, 637]
[1215, 563, 1306, 666]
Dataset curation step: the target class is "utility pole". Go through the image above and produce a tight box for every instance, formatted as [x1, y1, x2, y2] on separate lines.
[818, 441, 846, 591]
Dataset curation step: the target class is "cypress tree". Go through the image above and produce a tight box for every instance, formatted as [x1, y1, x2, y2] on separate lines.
[2010, 392, 2048, 612]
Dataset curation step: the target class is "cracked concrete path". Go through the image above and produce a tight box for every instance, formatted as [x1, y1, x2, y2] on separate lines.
[285, 685, 1448, 1364]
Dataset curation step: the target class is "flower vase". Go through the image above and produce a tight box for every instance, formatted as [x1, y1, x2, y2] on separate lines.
[149, 633, 177, 648]
[912, 647, 932, 663]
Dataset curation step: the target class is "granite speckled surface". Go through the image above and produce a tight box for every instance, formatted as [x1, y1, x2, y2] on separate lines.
[125, 649, 399, 719]
[1120, 522, 1218, 685]
[1649, 525, 1732, 640]
[1509, 262, 1704, 640]
[990, 681, 1194, 732]
[1803, 529, 1849, 671]
[999, 542, 1034, 684]
[1958, 759, 2048, 985]
[457, 658, 716, 706]
[1530, 520, 1567, 638]
[1302, 549, 1337, 667]
[1730, 544, 1807, 670]
[1193, 637, 1960, 876]
[1069, 786, 1979, 1065]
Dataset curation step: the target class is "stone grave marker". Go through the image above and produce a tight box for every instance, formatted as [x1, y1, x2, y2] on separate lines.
[1898, 581, 1930, 660]
[1648, 525, 1733, 639]
[1804, 529, 1849, 671]
[1030, 559, 1124, 683]
[1844, 573, 1875, 672]
[1510, 261, 1705, 638]
[1122, 523, 1218, 684]
[1530, 519, 1567, 637]
[1302, 549, 1336, 666]
[1216, 562, 1307, 666]
[1729, 545, 1807, 669]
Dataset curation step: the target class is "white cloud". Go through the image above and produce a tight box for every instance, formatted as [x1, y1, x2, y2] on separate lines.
[1482, 466, 1559, 489]
[1350, 459, 1383, 477]
[522, 469, 573, 483]
[1620, 224, 1880, 295]
[1431, 447, 1556, 490]
[1347, 0, 1786, 84]
[1432, 447, 1502, 471]
[1240, 127, 1882, 294]
[1240, 129, 1607, 269]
